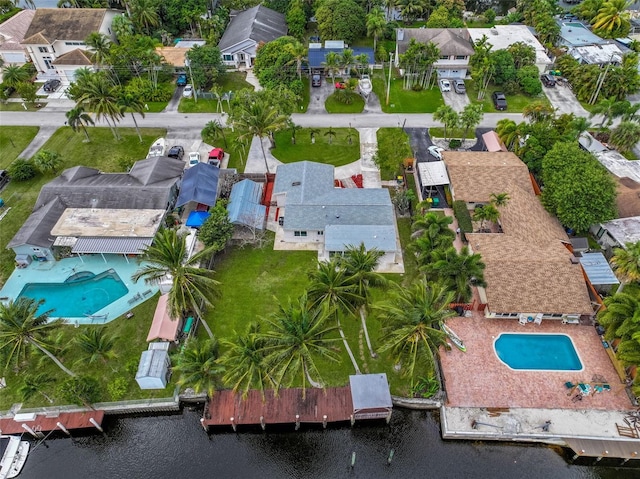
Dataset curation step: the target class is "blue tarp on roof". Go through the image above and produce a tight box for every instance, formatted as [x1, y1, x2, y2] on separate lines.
[227, 179, 266, 229]
[308, 47, 374, 68]
[579, 252, 620, 286]
[176, 163, 219, 207]
[186, 210, 210, 227]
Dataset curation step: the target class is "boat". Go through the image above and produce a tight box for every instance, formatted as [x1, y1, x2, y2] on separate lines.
[442, 323, 466, 352]
[358, 74, 372, 95]
[147, 138, 166, 158]
[0, 435, 30, 479]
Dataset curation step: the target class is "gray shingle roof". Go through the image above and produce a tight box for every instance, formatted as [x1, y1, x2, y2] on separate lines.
[218, 5, 287, 52]
[7, 197, 66, 249]
[396, 28, 474, 57]
[274, 161, 334, 204]
[325, 225, 397, 252]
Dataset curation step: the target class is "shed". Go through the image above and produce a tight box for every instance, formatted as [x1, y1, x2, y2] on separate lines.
[570, 237, 589, 254]
[349, 373, 393, 420]
[418, 161, 450, 199]
[176, 162, 220, 207]
[147, 294, 181, 342]
[227, 179, 266, 229]
[482, 131, 507, 152]
[135, 342, 171, 389]
[579, 252, 620, 292]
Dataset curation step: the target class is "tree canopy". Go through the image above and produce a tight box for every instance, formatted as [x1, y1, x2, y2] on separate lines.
[315, 0, 366, 45]
[254, 36, 300, 90]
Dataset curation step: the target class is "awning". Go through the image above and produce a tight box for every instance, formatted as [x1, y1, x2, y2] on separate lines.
[176, 162, 220, 207]
[147, 294, 180, 342]
[71, 237, 153, 254]
[418, 161, 450, 187]
[482, 131, 508, 152]
[579, 252, 620, 286]
[186, 210, 210, 227]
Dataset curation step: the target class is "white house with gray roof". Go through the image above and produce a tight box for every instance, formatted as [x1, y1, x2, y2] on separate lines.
[218, 5, 287, 69]
[272, 161, 401, 269]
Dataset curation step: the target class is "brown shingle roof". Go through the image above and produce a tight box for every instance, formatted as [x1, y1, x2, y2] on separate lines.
[52, 48, 92, 66]
[155, 46, 188, 67]
[0, 9, 36, 52]
[397, 28, 475, 56]
[443, 151, 533, 203]
[22, 8, 107, 44]
[616, 177, 640, 218]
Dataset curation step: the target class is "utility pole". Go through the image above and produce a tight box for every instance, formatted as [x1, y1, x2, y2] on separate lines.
[386, 52, 394, 106]
[186, 58, 198, 104]
[590, 53, 617, 105]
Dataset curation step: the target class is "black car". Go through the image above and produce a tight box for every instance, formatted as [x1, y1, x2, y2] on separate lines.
[491, 91, 507, 111]
[312, 74, 322, 87]
[43, 79, 61, 92]
[167, 145, 184, 160]
[540, 74, 556, 87]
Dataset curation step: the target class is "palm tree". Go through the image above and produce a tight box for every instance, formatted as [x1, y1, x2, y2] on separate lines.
[324, 127, 336, 145]
[172, 337, 223, 397]
[73, 328, 117, 365]
[310, 128, 320, 144]
[473, 204, 500, 231]
[598, 291, 640, 340]
[322, 51, 341, 84]
[421, 246, 487, 303]
[130, 0, 160, 34]
[489, 192, 510, 208]
[592, 0, 633, 36]
[76, 72, 122, 140]
[383, 0, 397, 20]
[522, 101, 555, 123]
[202, 119, 228, 148]
[307, 260, 361, 373]
[610, 241, 640, 283]
[590, 96, 627, 129]
[219, 322, 273, 400]
[285, 41, 307, 81]
[339, 243, 388, 358]
[1, 64, 30, 88]
[287, 119, 303, 144]
[459, 104, 484, 141]
[66, 106, 95, 142]
[411, 211, 454, 242]
[366, 10, 387, 54]
[433, 105, 459, 141]
[623, 102, 640, 121]
[33, 150, 62, 175]
[117, 91, 146, 142]
[132, 228, 221, 337]
[18, 373, 54, 403]
[261, 293, 340, 398]
[496, 118, 526, 152]
[340, 49, 355, 77]
[376, 280, 455, 387]
[0, 298, 76, 376]
[568, 116, 592, 140]
[85, 32, 111, 68]
[231, 98, 288, 173]
[608, 120, 640, 152]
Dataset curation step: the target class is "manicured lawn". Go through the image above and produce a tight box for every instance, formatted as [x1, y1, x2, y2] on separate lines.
[179, 72, 255, 113]
[466, 80, 549, 113]
[218, 71, 254, 92]
[325, 91, 365, 113]
[376, 128, 413, 180]
[271, 128, 360, 167]
[372, 69, 444, 113]
[0, 126, 39, 167]
[429, 127, 474, 139]
[0, 127, 166, 285]
[299, 77, 310, 113]
[0, 102, 46, 112]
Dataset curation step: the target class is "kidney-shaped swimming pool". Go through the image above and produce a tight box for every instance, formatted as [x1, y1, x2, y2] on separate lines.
[494, 333, 583, 371]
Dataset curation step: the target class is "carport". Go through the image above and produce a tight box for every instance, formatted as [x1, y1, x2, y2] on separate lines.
[417, 161, 450, 206]
[482, 131, 507, 152]
[579, 252, 620, 293]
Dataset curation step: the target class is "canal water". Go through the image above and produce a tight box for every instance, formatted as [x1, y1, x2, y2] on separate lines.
[19, 408, 636, 478]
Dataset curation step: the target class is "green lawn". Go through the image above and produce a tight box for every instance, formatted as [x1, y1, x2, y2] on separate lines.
[325, 91, 365, 113]
[376, 128, 413, 180]
[298, 77, 310, 113]
[271, 128, 360, 167]
[179, 72, 255, 113]
[372, 69, 444, 113]
[0, 127, 166, 285]
[218, 71, 254, 92]
[0, 126, 39, 166]
[466, 80, 549, 113]
[429, 127, 474, 139]
[0, 102, 46, 112]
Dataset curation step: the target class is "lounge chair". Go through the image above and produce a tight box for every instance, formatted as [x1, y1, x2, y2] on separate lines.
[565, 381, 575, 389]
[578, 383, 591, 396]
[519, 316, 527, 326]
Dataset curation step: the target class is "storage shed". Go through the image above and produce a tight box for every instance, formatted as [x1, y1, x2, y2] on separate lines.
[135, 342, 171, 389]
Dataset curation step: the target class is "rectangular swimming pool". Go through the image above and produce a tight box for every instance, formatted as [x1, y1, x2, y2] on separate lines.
[494, 333, 583, 371]
[17, 269, 129, 319]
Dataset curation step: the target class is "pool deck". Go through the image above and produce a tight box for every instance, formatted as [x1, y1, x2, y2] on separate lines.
[0, 255, 158, 324]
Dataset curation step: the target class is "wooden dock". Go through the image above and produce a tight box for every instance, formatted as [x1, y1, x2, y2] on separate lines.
[0, 410, 105, 435]
[203, 387, 353, 429]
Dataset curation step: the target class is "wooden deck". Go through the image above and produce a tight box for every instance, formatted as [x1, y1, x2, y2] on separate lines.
[0, 410, 105, 435]
[204, 387, 353, 428]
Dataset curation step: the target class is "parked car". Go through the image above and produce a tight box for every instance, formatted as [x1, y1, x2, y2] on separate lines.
[208, 148, 224, 167]
[453, 79, 466, 94]
[177, 74, 187, 87]
[312, 74, 322, 87]
[167, 145, 184, 160]
[427, 146, 444, 160]
[43, 79, 61, 92]
[440, 79, 451, 92]
[183, 84, 193, 98]
[491, 91, 508, 111]
[540, 74, 556, 87]
[187, 152, 200, 168]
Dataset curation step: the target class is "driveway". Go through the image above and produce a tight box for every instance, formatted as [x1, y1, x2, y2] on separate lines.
[542, 84, 589, 116]
[163, 86, 183, 113]
[441, 81, 471, 112]
[406, 127, 448, 207]
[306, 78, 334, 113]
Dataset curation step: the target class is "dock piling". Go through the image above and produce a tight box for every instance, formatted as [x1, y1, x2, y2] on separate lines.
[56, 422, 70, 436]
[260, 416, 265, 431]
[387, 449, 394, 465]
[230, 417, 236, 432]
[295, 414, 300, 431]
[350, 452, 356, 468]
[89, 417, 103, 433]
[22, 423, 44, 439]
[322, 415, 327, 429]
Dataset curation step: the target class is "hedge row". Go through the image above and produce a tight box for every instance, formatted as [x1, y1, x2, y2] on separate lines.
[453, 200, 472, 233]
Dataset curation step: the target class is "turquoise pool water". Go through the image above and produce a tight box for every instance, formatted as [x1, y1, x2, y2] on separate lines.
[494, 333, 583, 371]
[18, 269, 129, 318]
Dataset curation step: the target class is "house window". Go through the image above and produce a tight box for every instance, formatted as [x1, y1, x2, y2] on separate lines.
[317, 231, 323, 235]
[65, 41, 85, 46]
[455, 55, 466, 60]
[38, 46, 48, 53]
[294, 231, 307, 237]
[223, 54, 233, 61]
[596, 227, 605, 239]
[439, 55, 449, 60]
[43, 57, 55, 69]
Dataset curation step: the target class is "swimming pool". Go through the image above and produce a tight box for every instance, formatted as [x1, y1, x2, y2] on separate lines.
[494, 333, 583, 371]
[18, 269, 129, 318]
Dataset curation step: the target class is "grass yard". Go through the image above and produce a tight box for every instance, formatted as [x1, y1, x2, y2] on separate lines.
[466, 80, 549, 113]
[218, 71, 254, 92]
[376, 128, 413, 180]
[325, 91, 365, 113]
[0, 126, 39, 166]
[271, 128, 360, 167]
[372, 69, 444, 113]
[0, 127, 165, 285]
[0, 102, 46, 112]
[429, 127, 475, 139]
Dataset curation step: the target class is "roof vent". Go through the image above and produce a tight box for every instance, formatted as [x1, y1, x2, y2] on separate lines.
[570, 256, 580, 264]
[292, 181, 301, 186]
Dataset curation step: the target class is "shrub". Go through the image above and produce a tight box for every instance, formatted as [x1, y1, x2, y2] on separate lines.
[502, 80, 519, 95]
[411, 83, 423, 92]
[453, 200, 472, 233]
[289, 79, 304, 97]
[58, 376, 102, 406]
[483, 8, 496, 24]
[449, 139, 462, 149]
[107, 377, 129, 401]
[124, 77, 172, 102]
[8, 158, 36, 181]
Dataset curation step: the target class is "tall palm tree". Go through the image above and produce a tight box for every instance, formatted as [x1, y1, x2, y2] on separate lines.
[85, 32, 111, 68]
[130, 0, 160, 34]
[66, 106, 95, 142]
[376, 280, 455, 387]
[73, 328, 117, 365]
[433, 105, 459, 141]
[172, 337, 223, 397]
[117, 91, 146, 142]
[76, 72, 123, 140]
[366, 10, 387, 54]
[568, 116, 592, 140]
[339, 243, 388, 358]
[132, 228, 221, 337]
[592, 0, 633, 36]
[610, 241, 640, 283]
[496, 118, 526, 152]
[306, 260, 361, 373]
[322, 51, 341, 84]
[285, 40, 307, 81]
[590, 96, 628, 129]
[598, 291, 640, 340]
[608, 120, 640, 152]
[231, 98, 288, 174]
[522, 101, 555, 123]
[411, 211, 454, 241]
[0, 298, 76, 376]
[340, 49, 355, 77]
[459, 104, 484, 141]
[1, 64, 30, 88]
[261, 293, 340, 398]
[421, 246, 486, 303]
[219, 322, 273, 399]
[18, 373, 55, 404]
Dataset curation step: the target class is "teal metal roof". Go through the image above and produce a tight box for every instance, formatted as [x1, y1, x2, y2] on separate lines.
[227, 179, 266, 229]
[579, 252, 619, 286]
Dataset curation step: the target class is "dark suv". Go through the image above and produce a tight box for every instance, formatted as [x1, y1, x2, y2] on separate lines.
[312, 74, 321, 87]
[540, 74, 556, 87]
[167, 145, 184, 160]
[43, 79, 61, 92]
[491, 91, 507, 111]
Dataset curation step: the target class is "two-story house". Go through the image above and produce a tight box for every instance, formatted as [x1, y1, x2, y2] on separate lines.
[21, 8, 118, 84]
[395, 28, 474, 79]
